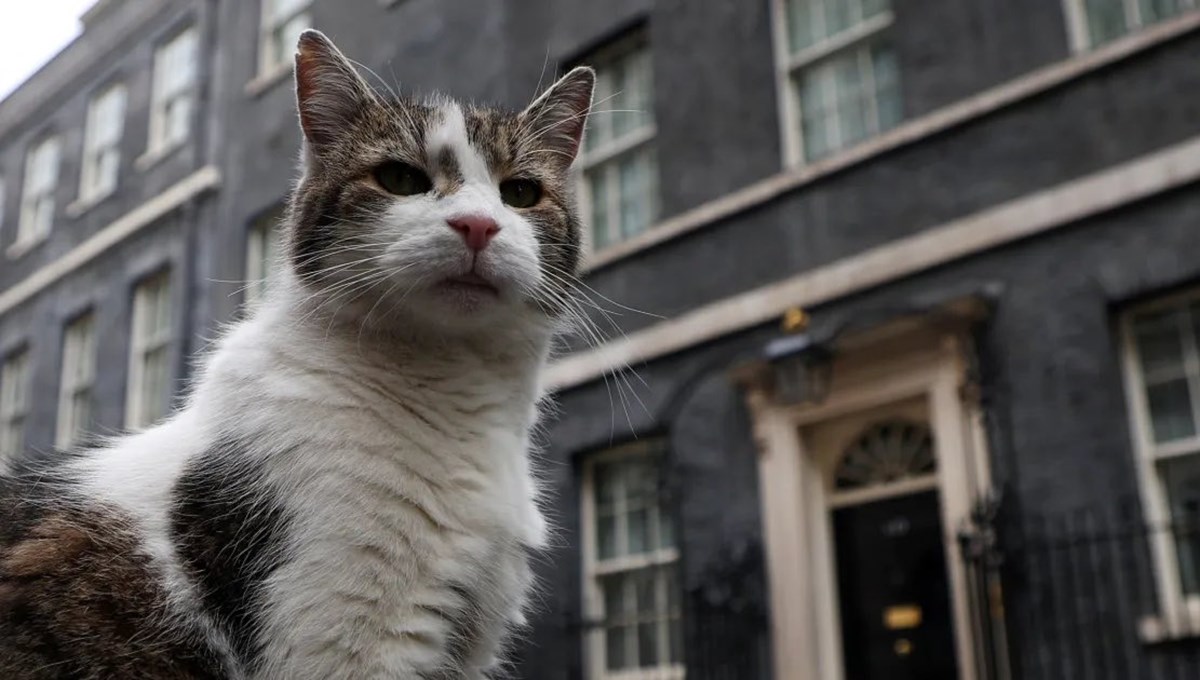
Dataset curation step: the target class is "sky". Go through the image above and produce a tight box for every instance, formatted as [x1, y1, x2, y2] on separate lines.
[0, 1, 97, 101]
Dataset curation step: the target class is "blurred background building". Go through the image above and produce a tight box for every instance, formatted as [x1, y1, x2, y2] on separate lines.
[2, 0, 1200, 678]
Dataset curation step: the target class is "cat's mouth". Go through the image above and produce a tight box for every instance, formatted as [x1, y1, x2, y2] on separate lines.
[437, 272, 501, 298]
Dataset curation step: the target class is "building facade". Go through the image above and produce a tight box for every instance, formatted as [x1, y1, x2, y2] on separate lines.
[1, 1, 1200, 679]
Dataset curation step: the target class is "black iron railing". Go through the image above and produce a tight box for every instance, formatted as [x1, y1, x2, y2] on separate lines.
[964, 498, 1200, 680]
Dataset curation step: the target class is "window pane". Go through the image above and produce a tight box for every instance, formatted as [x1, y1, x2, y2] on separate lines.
[1084, 0, 1131, 45]
[1136, 309, 1188, 379]
[823, 0, 854, 37]
[862, 0, 890, 20]
[1140, 0, 1184, 23]
[627, 507, 649, 555]
[637, 622, 659, 666]
[872, 46, 903, 131]
[605, 625, 630, 670]
[658, 508, 675, 549]
[1147, 378, 1197, 443]
[270, 0, 310, 21]
[617, 151, 655, 239]
[598, 513, 618, 560]
[1162, 454, 1200, 594]
[799, 66, 836, 160]
[586, 169, 610, 250]
[833, 52, 870, 147]
[787, 0, 820, 52]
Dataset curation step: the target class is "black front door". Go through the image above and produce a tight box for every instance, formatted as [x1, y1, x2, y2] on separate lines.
[833, 490, 958, 680]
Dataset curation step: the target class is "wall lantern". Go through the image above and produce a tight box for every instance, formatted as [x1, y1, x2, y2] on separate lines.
[764, 327, 834, 406]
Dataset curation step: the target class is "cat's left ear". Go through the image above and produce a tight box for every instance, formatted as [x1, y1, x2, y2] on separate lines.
[520, 67, 596, 168]
[294, 30, 378, 151]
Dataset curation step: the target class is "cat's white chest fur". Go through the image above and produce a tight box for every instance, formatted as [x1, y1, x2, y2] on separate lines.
[202, 315, 548, 678]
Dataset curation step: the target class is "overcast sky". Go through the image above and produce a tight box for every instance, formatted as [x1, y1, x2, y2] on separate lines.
[0, 1, 97, 100]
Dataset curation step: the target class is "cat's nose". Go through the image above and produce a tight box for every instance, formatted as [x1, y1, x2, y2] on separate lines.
[447, 214, 500, 252]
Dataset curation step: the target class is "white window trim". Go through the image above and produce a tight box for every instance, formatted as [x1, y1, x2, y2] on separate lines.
[1120, 287, 1200, 639]
[580, 442, 684, 680]
[258, 0, 311, 75]
[125, 273, 173, 430]
[1064, 0, 1199, 51]
[74, 83, 127, 213]
[247, 0, 312, 95]
[0, 349, 31, 460]
[576, 35, 658, 257]
[244, 208, 284, 307]
[141, 28, 197, 167]
[12, 136, 61, 258]
[56, 314, 96, 448]
[771, 0, 896, 168]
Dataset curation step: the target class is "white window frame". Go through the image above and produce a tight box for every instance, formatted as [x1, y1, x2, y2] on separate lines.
[146, 27, 198, 159]
[78, 83, 127, 206]
[1064, 0, 1199, 52]
[580, 441, 684, 680]
[245, 207, 285, 307]
[0, 349, 31, 460]
[126, 272, 173, 430]
[1120, 287, 1200, 634]
[577, 36, 659, 255]
[259, 0, 312, 77]
[772, 0, 897, 167]
[56, 313, 96, 448]
[14, 136, 61, 253]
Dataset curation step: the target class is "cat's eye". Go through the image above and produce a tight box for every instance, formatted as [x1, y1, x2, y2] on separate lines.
[499, 178, 542, 209]
[373, 161, 433, 196]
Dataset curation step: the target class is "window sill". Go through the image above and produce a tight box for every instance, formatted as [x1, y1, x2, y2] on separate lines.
[135, 142, 183, 172]
[65, 189, 115, 218]
[245, 63, 293, 98]
[5, 235, 46, 260]
[1139, 603, 1200, 643]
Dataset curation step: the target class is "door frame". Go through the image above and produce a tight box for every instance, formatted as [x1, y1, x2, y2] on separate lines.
[738, 308, 993, 680]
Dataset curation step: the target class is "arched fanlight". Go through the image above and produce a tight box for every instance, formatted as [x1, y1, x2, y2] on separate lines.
[834, 420, 936, 490]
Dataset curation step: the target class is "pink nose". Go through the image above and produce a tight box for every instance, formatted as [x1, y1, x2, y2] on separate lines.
[447, 214, 500, 252]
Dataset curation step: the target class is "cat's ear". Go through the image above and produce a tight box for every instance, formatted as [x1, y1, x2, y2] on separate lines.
[294, 30, 377, 149]
[520, 66, 596, 167]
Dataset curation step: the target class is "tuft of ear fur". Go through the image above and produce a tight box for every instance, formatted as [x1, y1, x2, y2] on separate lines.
[294, 30, 378, 150]
[520, 67, 596, 168]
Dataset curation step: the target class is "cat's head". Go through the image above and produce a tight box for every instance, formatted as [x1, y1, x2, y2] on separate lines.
[284, 30, 593, 336]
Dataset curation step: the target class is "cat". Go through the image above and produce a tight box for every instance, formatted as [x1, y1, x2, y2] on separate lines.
[0, 30, 594, 679]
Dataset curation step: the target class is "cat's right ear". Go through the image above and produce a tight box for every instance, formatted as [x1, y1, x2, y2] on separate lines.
[294, 30, 377, 150]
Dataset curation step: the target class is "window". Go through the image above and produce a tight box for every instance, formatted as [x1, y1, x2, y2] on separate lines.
[260, 0, 311, 76]
[57, 314, 96, 448]
[149, 28, 198, 155]
[780, 0, 901, 163]
[1069, 0, 1196, 49]
[126, 272, 173, 429]
[79, 84, 127, 204]
[0, 349, 31, 460]
[579, 39, 659, 252]
[17, 136, 61, 248]
[582, 442, 683, 679]
[1123, 292, 1200, 610]
[245, 206, 285, 307]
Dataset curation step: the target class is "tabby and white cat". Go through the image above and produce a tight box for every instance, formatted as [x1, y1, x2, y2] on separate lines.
[0, 30, 594, 679]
